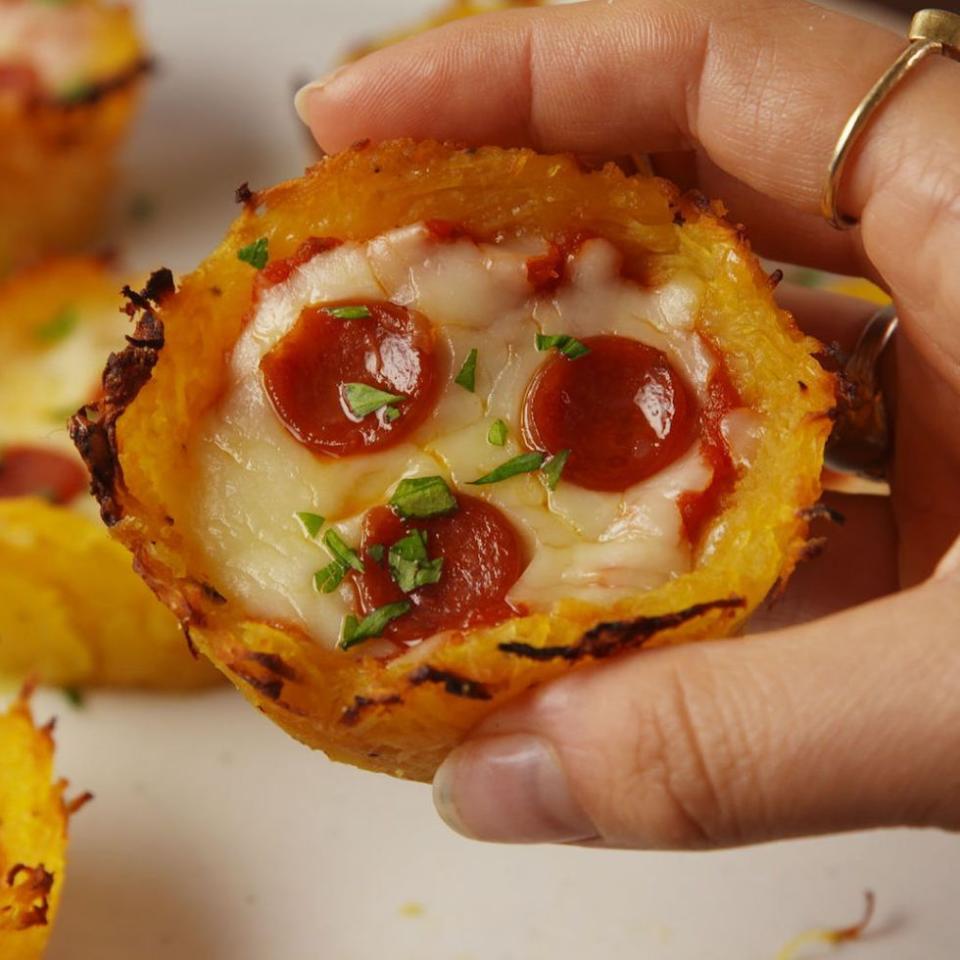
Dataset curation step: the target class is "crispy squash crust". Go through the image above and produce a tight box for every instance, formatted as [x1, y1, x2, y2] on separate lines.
[0, 258, 216, 689]
[0, 1, 148, 274]
[0, 689, 87, 960]
[72, 141, 835, 780]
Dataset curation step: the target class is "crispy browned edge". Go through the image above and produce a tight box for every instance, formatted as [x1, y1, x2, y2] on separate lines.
[0, 687, 92, 935]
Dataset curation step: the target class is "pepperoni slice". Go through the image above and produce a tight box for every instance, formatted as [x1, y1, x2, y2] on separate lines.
[352, 495, 525, 645]
[522, 334, 696, 492]
[260, 301, 439, 458]
[0, 445, 87, 505]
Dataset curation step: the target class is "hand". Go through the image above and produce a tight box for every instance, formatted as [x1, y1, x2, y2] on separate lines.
[297, 0, 960, 848]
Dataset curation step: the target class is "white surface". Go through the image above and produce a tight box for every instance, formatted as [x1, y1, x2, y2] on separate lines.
[40, 1, 959, 958]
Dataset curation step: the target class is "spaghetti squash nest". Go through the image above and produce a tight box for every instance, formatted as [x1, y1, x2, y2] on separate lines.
[0, 687, 90, 960]
[0, 257, 217, 690]
[71, 141, 835, 781]
[0, 0, 149, 274]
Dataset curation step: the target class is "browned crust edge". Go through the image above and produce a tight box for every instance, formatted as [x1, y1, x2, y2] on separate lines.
[69, 268, 173, 527]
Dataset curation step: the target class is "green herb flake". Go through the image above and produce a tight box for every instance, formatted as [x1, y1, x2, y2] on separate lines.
[327, 305, 371, 320]
[323, 528, 365, 573]
[388, 476, 458, 519]
[340, 614, 360, 647]
[342, 383, 404, 419]
[129, 192, 156, 224]
[469, 452, 546, 486]
[541, 449, 571, 491]
[383, 406, 402, 424]
[295, 511, 325, 538]
[314, 561, 347, 594]
[62, 686, 85, 709]
[57, 81, 96, 105]
[487, 419, 508, 447]
[535, 333, 590, 360]
[340, 601, 412, 650]
[388, 529, 444, 594]
[454, 348, 479, 392]
[35, 306, 78, 344]
[237, 237, 269, 270]
[367, 544, 386, 564]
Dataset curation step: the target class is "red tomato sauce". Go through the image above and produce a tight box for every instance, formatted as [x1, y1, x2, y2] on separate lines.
[0, 445, 87, 505]
[352, 495, 525, 645]
[525, 232, 594, 294]
[522, 334, 697, 492]
[257, 237, 343, 291]
[677, 362, 741, 546]
[260, 300, 440, 458]
[423, 220, 477, 243]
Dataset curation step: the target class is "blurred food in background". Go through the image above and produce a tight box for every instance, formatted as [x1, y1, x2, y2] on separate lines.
[343, 0, 546, 63]
[0, 0, 148, 275]
[0, 258, 216, 690]
[0, 687, 88, 960]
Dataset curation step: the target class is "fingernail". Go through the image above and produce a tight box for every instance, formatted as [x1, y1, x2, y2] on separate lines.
[433, 734, 598, 844]
[294, 66, 349, 125]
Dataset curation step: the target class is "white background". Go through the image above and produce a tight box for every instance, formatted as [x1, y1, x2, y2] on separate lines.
[35, 1, 960, 957]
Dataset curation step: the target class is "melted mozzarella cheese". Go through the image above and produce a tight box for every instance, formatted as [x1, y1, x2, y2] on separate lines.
[188, 226, 753, 649]
[0, 2, 97, 94]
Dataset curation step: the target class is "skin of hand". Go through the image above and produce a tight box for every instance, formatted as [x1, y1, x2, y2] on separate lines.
[296, 0, 960, 849]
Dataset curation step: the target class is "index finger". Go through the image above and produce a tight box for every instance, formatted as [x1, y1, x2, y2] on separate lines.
[299, 0, 907, 210]
[297, 0, 960, 379]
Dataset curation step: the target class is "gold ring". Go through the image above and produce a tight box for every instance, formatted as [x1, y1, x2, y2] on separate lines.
[823, 9, 960, 230]
[824, 304, 898, 481]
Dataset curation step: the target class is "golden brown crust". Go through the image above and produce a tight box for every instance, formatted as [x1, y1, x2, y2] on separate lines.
[72, 140, 835, 780]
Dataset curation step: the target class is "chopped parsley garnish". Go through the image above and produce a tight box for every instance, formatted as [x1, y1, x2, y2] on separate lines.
[388, 476, 458, 519]
[454, 348, 479, 392]
[487, 419, 508, 446]
[295, 511, 325, 538]
[62, 687, 85, 709]
[328, 305, 371, 320]
[340, 601, 412, 650]
[35, 306, 78, 344]
[323, 528, 365, 573]
[536, 333, 590, 360]
[383, 406, 402, 423]
[389, 529, 444, 593]
[237, 237, 269, 270]
[57, 81, 96, 105]
[314, 562, 347, 594]
[541, 449, 572, 491]
[313, 527, 363, 594]
[469, 452, 546, 486]
[367, 544, 386, 563]
[342, 383, 405, 419]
